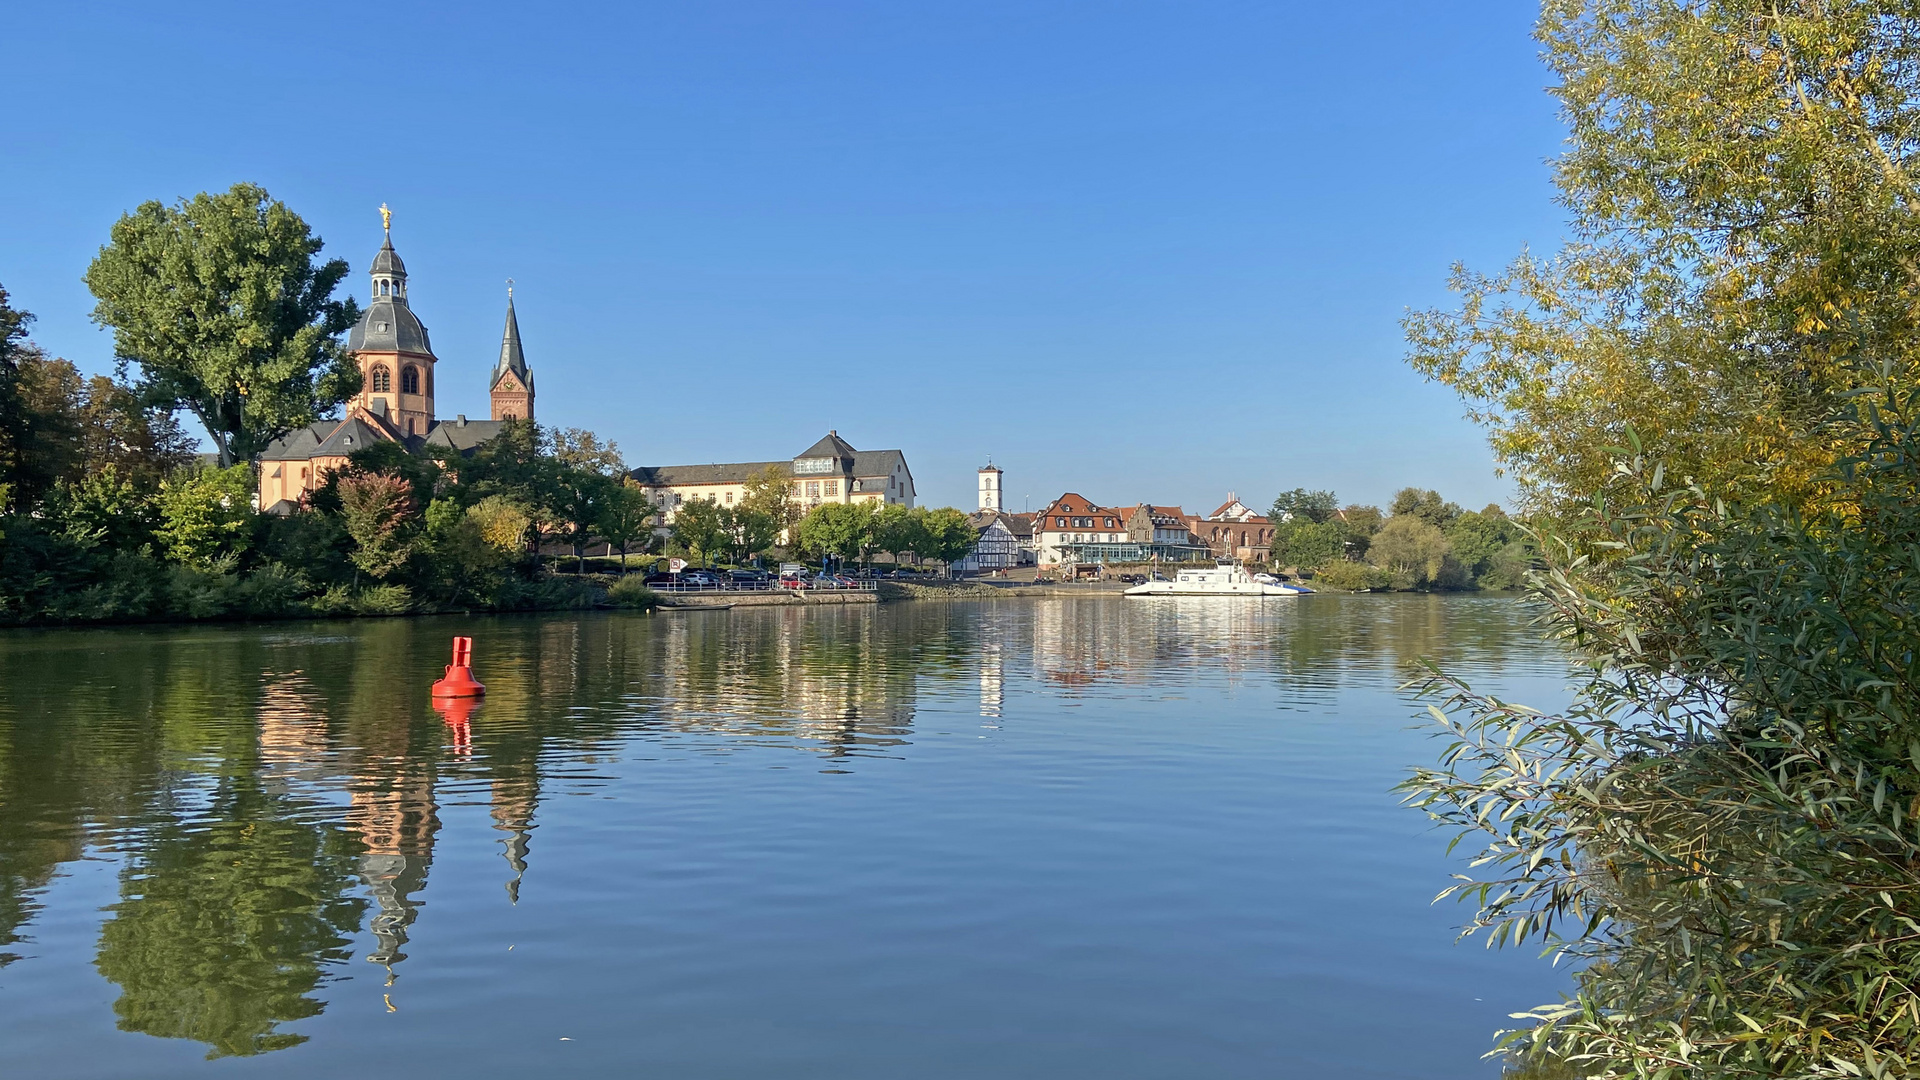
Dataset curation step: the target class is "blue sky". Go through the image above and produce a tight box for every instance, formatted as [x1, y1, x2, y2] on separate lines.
[2, 1, 1562, 514]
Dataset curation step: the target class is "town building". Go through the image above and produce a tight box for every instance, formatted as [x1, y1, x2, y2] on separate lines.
[955, 509, 1037, 572]
[955, 511, 1022, 573]
[256, 211, 532, 513]
[1030, 493, 1213, 567]
[1194, 493, 1274, 561]
[1032, 494, 1130, 566]
[629, 430, 915, 524]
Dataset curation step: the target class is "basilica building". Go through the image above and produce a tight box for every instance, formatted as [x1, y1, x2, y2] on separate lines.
[257, 215, 537, 513]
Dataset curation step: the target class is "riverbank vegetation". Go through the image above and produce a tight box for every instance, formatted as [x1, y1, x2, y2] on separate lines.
[1266, 486, 1531, 591]
[1404, 1, 1920, 1075]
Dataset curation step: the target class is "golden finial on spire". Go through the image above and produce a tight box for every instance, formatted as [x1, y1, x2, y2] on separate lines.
[379, 203, 392, 233]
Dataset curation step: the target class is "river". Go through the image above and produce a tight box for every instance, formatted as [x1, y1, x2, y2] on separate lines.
[0, 595, 1569, 1078]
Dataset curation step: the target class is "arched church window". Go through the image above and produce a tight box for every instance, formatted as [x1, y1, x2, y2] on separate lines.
[371, 365, 391, 393]
[401, 366, 420, 394]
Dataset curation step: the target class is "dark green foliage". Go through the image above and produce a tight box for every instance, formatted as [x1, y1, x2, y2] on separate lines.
[1264, 487, 1524, 591]
[1270, 488, 1339, 524]
[1402, 401, 1920, 1076]
[1270, 518, 1354, 569]
[671, 496, 732, 566]
[1389, 487, 1461, 527]
[0, 415, 631, 626]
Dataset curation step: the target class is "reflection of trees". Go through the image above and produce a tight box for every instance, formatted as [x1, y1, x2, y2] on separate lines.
[93, 783, 365, 1058]
[0, 595, 1552, 1061]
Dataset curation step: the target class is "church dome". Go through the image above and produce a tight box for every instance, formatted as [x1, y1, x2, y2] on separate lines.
[348, 297, 433, 355]
[370, 235, 406, 277]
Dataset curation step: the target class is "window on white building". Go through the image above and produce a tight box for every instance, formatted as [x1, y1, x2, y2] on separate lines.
[825, 480, 838, 496]
[806, 481, 820, 498]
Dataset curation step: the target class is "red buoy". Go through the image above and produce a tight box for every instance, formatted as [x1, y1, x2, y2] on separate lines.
[431, 636, 486, 698]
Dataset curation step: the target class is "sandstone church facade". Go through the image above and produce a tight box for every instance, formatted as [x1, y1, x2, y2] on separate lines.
[257, 215, 537, 513]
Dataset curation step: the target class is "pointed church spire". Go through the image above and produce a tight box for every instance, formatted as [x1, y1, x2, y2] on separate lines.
[489, 281, 535, 420]
[492, 286, 529, 387]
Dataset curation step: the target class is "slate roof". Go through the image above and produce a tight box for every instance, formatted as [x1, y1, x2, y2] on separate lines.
[969, 510, 1028, 536]
[421, 417, 509, 454]
[631, 436, 913, 492]
[259, 421, 339, 461]
[347, 296, 433, 355]
[629, 461, 787, 487]
[849, 449, 908, 485]
[796, 431, 857, 463]
[312, 416, 393, 457]
[490, 297, 533, 393]
[371, 233, 406, 277]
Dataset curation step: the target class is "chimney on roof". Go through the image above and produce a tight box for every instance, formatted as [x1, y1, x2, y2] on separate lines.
[457, 414, 467, 426]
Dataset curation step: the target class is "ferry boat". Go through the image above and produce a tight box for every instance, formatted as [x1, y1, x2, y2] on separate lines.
[1123, 560, 1312, 597]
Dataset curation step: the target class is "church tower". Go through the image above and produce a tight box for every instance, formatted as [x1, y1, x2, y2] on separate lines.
[489, 287, 535, 421]
[978, 464, 1003, 511]
[347, 206, 438, 438]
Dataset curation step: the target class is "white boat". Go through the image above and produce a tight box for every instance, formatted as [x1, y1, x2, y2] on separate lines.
[1123, 560, 1311, 597]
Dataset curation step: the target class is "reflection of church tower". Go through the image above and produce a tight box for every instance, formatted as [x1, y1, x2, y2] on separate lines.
[979, 641, 1004, 719]
[349, 771, 440, 980]
[489, 287, 535, 421]
[489, 775, 539, 905]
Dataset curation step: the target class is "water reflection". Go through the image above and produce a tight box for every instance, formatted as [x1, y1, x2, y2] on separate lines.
[0, 594, 1547, 1061]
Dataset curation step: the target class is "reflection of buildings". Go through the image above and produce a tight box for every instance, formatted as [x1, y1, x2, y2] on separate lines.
[347, 772, 439, 974]
[252, 665, 547, 988]
[650, 608, 920, 757]
[979, 642, 1003, 719]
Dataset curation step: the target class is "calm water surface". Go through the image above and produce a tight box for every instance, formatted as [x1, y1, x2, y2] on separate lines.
[0, 595, 1569, 1078]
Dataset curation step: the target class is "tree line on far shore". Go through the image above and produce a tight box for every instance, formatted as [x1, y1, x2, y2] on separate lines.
[1263, 486, 1530, 591]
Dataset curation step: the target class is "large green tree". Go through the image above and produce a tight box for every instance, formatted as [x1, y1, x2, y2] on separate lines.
[670, 497, 731, 567]
[85, 183, 359, 467]
[595, 480, 655, 570]
[794, 501, 877, 566]
[0, 285, 34, 509]
[1406, 0, 1920, 514]
[915, 507, 981, 575]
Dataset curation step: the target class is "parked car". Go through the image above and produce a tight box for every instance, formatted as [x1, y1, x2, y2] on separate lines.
[643, 572, 678, 587]
[679, 569, 725, 588]
[1252, 572, 1279, 585]
[1032, 575, 1057, 585]
[729, 569, 773, 589]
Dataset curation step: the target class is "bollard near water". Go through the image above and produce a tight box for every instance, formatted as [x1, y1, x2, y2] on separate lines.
[431, 636, 486, 698]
